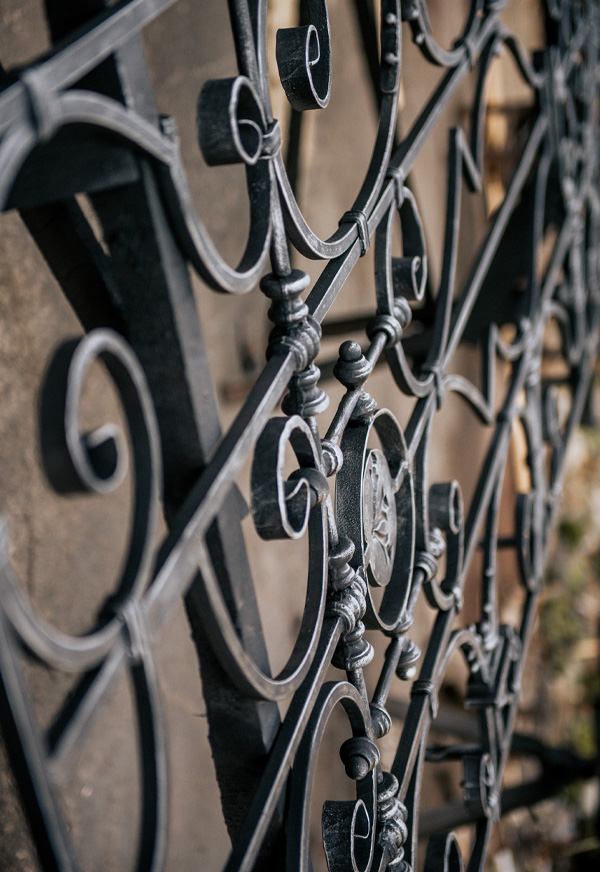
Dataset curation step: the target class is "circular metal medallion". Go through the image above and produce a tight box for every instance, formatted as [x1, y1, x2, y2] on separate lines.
[362, 449, 396, 588]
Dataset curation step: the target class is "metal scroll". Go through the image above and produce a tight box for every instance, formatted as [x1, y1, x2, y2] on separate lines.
[0, 1, 599, 870]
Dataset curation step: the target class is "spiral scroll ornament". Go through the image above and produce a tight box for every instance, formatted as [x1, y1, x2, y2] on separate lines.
[0, 1, 598, 871]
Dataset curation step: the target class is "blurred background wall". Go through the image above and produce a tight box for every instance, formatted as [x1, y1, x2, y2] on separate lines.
[0, 2, 598, 871]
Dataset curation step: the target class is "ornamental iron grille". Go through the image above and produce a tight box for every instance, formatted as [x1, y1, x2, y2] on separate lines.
[0, 1, 599, 871]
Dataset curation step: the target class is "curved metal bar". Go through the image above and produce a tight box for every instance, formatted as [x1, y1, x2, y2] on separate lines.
[0, 601, 79, 871]
[130, 649, 168, 872]
[275, 0, 402, 260]
[286, 681, 378, 872]
[0, 0, 178, 138]
[191, 512, 327, 700]
[0, 90, 273, 294]
[0, 329, 161, 674]
[0, 3, 598, 871]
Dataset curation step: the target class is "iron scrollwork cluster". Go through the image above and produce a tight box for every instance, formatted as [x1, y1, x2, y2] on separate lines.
[0, 1, 599, 871]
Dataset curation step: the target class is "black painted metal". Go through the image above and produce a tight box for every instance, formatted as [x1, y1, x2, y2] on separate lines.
[0, 1, 599, 870]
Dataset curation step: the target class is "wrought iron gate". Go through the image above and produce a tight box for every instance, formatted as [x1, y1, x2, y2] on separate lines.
[0, 0, 599, 869]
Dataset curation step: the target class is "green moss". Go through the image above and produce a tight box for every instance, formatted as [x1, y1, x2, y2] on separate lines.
[540, 595, 585, 673]
[570, 716, 597, 760]
[563, 781, 583, 806]
[558, 516, 588, 550]
[566, 557, 587, 595]
[582, 423, 600, 454]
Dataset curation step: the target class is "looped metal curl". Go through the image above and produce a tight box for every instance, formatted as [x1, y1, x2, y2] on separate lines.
[423, 832, 465, 872]
[39, 329, 161, 605]
[276, 0, 331, 110]
[252, 415, 327, 540]
[417, 481, 464, 613]
[197, 76, 275, 166]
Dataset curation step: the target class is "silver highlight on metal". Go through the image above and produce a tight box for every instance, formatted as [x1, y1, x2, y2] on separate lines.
[0, 1, 598, 871]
